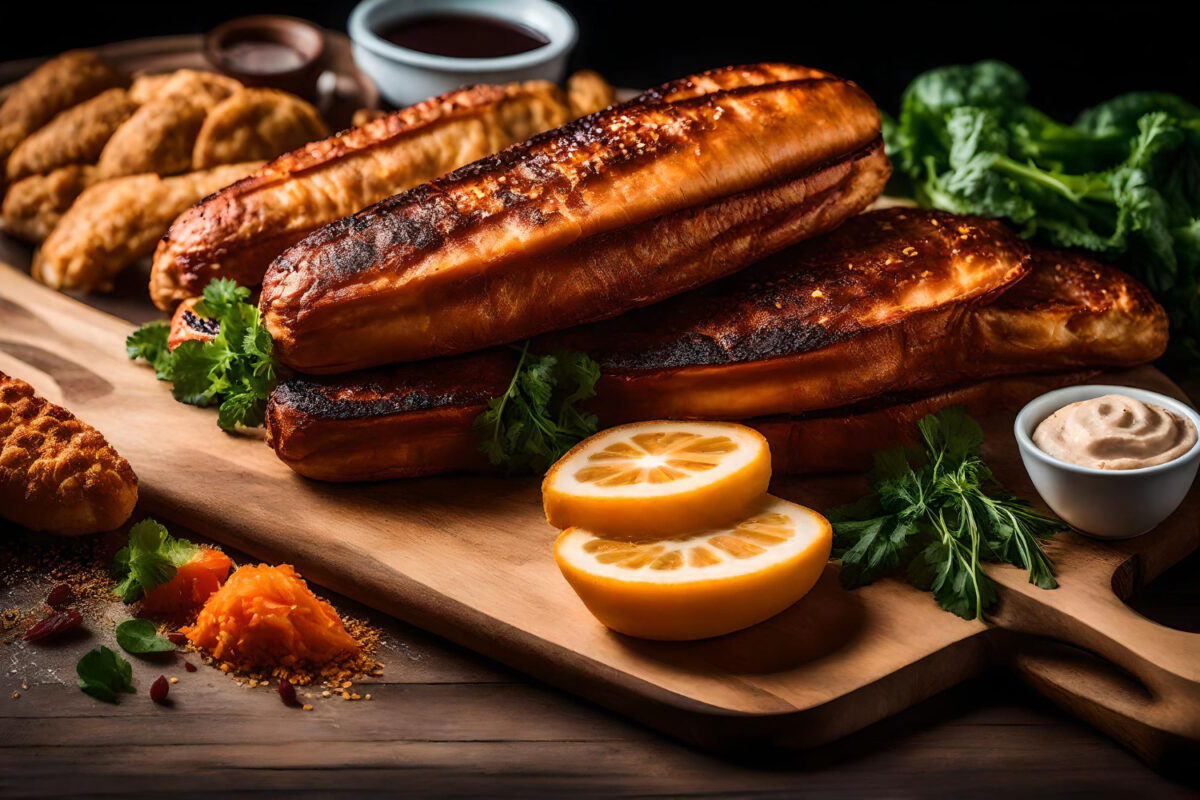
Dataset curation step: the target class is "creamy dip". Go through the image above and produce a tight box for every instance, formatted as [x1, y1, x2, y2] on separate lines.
[1033, 394, 1197, 470]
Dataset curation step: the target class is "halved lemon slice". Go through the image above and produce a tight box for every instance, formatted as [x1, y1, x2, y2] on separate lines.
[554, 496, 831, 640]
[542, 421, 771, 537]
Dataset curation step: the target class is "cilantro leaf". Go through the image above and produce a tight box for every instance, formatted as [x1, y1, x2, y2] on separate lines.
[127, 279, 279, 430]
[827, 406, 1062, 620]
[76, 646, 134, 703]
[474, 342, 601, 474]
[125, 321, 173, 380]
[115, 618, 176, 654]
[113, 519, 200, 603]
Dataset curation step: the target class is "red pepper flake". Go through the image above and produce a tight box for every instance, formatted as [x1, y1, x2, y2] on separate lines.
[150, 675, 169, 703]
[45, 584, 74, 608]
[23, 609, 83, 642]
[166, 632, 188, 646]
[184, 662, 197, 673]
[278, 678, 298, 706]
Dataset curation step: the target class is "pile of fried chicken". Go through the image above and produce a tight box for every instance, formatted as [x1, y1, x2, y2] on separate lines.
[0, 51, 333, 292]
[149, 62, 1165, 482]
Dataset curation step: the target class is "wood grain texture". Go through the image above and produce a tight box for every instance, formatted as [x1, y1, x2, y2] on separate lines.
[1, 257, 1198, 764]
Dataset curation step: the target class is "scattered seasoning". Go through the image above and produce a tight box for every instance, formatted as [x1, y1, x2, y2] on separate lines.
[23, 609, 83, 642]
[149, 675, 169, 703]
[169, 677, 179, 684]
[11, 691, 19, 700]
[184, 662, 197, 673]
[278, 678, 298, 706]
[302, 703, 313, 711]
[45, 583, 74, 608]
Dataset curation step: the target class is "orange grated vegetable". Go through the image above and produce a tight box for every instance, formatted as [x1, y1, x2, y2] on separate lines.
[141, 547, 233, 617]
[182, 564, 359, 668]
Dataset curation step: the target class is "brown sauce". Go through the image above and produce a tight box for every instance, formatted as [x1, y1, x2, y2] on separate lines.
[220, 40, 306, 74]
[376, 13, 550, 58]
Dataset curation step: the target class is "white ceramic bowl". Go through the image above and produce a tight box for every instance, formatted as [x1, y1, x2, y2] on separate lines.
[348, 0, 577, 108]
[1014, 384, 1200, 539]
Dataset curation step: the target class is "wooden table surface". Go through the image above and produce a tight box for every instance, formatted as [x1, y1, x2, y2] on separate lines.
[2, 238, 1200, 800]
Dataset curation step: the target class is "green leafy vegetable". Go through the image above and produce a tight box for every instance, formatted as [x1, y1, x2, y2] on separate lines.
[76, 646, 135, 703]
[885, 61, 1200, 365]
[828, 406, 1062, 620]
[126, 278, 278, 430]
[113, 519, 200, 604]
[474, 341, 601, 474]
[115, 618, 176, 655]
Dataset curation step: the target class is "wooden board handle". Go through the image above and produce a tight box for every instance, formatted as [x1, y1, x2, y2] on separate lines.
[1009, 635, 1199, 769]
[994, 563, 1200, 765]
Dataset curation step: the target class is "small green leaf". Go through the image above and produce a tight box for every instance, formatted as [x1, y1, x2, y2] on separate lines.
[115, 618, 176, 654]
[112, 519, 200, 603]
[76, 646, 134, 703]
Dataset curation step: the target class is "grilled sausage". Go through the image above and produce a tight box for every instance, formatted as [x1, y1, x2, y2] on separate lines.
[259, 64, 889, 373]
[260, 210, 1167, 481]
[150, 81, 572, 309]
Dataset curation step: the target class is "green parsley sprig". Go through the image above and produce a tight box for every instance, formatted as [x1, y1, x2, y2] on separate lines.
[126, 278, 278, 431]
[113, 519, 200, 604]
[828, 406, 1061, 620]
[473, 341, 601, 474]
[115, 618, 176, 654]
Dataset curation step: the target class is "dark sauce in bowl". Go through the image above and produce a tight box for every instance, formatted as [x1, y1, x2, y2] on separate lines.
[376, 13, 550, 58]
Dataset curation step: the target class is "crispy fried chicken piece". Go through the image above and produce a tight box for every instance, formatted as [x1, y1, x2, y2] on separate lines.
[5, 88, 138, 182]
[192, 88, 328, 169]
[0, 51, 125, 177]
[0, 165, 96, 242]
[0, 372, 137, 535]
[567, 70, 616, 117]
[96, 71, 242, 178]
[33, 162, 262, 292]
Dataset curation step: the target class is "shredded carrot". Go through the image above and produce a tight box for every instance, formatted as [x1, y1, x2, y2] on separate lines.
[141, 548, 233, 617]
[182, 564, 359, 668]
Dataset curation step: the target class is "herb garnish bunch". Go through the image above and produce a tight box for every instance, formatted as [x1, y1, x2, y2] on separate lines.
[828, 407, 1062, 620]
[884, 61, 1200, 365]
[126, 279, 278, 431]
[126, 280, 600, 469]
[474, 341, 601, 473]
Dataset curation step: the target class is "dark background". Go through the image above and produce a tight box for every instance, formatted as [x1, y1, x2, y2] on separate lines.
[3, 1, 1197, 118]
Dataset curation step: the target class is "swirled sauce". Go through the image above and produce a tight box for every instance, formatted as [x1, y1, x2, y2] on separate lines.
[1033, 394, 1197, 470]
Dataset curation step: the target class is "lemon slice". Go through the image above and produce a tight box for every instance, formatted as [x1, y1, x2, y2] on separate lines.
[554, 495, 831, 640]
[542, 421, 771, 537]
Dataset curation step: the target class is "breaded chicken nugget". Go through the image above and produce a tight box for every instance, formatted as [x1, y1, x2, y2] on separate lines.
[6, 88, 138, 181]
[0, 51, 125, 174]
[33, 161, 262, 292]
[0, 165, 96, 242]
[0, 371, 137, 535]
[97, 71, 242, 178]
[193, 88, 329, 169]
[128, 69, 242, 105]
[566, 70, 616, 118]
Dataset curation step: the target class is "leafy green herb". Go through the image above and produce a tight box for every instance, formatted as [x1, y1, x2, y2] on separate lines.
[115, 618, 176, 655]
[126, 278, 279, 430]
[76, 646, 135, 703]
[113, 519, 200, 603]
[474, 341, 601, 474]
[828, 406, 1061, 620]
[885, 60, 1200, 366]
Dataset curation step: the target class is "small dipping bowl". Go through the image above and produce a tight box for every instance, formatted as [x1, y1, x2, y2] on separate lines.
[1014, 384, 1200, 539]
[348, 0, 577, 107]
[205, 15, 326, 96]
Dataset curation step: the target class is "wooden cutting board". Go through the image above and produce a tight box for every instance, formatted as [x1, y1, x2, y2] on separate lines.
[1, 263, 1198, 767]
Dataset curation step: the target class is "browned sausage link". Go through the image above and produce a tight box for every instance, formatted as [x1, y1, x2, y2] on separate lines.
[260, 65, 886, 373]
